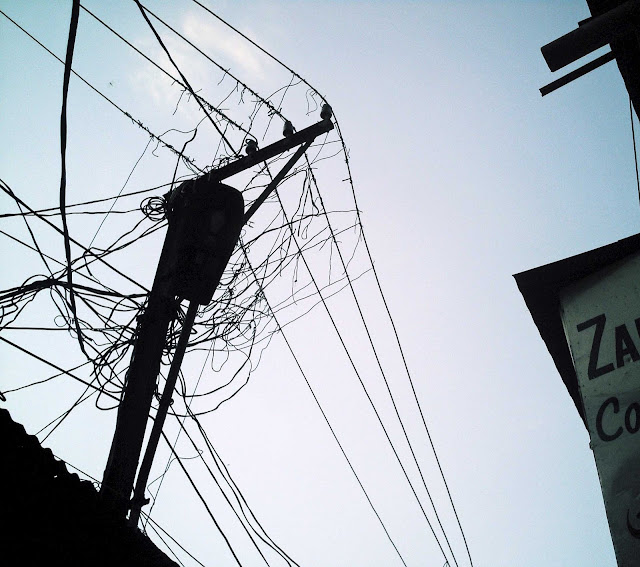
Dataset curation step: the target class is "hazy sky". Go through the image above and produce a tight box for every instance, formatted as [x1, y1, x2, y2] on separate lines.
[1, 2, 637, 566]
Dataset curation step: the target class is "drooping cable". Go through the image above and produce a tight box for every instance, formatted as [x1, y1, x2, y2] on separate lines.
[135, 2, 287, 126]
[240, 246, 409, 567]
[0, 179, 149, 293]
[0, 335, 119, 402]
[59, 0, 88, 359]
[269, 187, 449, 563]
[160, 430, 245, 567]
[1, 3, 476, 564]
[303, 155, 460, 566]
[177, 406, 301, 567]
[190, 0, 321, 103]
[78, 4, 247, 137]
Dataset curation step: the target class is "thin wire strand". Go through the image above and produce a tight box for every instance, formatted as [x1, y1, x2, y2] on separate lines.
[160, 430, 245, 567]
[302, 155, 459, 566]
[631, 96, 640, 207]
[59, 0, 87, 359]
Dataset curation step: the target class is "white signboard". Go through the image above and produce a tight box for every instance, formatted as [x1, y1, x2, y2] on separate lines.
[560, 252, 640, 566]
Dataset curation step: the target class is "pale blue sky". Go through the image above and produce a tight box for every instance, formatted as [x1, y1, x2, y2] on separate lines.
[1, 2, 637, 566]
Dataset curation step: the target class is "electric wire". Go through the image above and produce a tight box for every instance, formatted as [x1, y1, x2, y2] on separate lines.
[173, 12, 473, 562]
[1, 359, 93, 395]
[175, 407, 300, 567]
[269, 187, 449, 563]
[38, 386, 96, 443]
[160, 430, 244, 567]
[189, 0, 322, 104]
[165, 411, 285, 567]
[135, 2, 287, 130]
[1, 179, 150, 293]
[141, 511, 208, 567]
[78, 4, 247, 138]
[0, 335, 119, 402]
[88, 138, 153, 249]
[302, 156, 460, 566]
[240, 246, 409, 567]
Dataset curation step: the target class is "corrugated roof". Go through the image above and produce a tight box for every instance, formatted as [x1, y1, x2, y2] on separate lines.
[0, 407, 179, 567]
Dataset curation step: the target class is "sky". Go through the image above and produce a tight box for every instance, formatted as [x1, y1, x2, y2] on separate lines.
[1, 2, 638, 566]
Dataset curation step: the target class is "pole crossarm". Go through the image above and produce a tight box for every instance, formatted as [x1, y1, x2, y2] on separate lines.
[207, 118, 333, 183]
[243, 140, 312, 224]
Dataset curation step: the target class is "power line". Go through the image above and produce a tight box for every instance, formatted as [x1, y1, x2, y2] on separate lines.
[207, 9, 476, 558]
[133, 3, 286, 124]
[339, 153, 475, 567]
[59, 0, 87, 360]
[38, 385, 96, 442]
[270, 187, 450, 564]
[1, 358, 92, 395]
[240, 246, 409, 567]
[142, 330, 286, 567]
[302, 156, 462, 566]
[169, 409, 297, 567]
[189, 0, 326, 105]
[2, 4, 474, 564]
[1, 179, 150, 293]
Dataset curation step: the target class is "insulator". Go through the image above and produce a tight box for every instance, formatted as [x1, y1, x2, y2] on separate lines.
[245, 139, 258, 155]
[320, 103, 333, 121]
[283, 120, 294, 137]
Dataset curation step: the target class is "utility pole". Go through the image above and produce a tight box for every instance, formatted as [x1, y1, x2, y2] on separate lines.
[101, 109, 334, 521]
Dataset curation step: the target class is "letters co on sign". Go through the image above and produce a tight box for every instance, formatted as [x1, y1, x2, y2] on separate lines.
[560, 252, 640, 566]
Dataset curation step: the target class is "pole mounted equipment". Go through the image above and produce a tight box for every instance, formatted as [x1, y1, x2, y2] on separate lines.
[163, 180, 244, 305]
